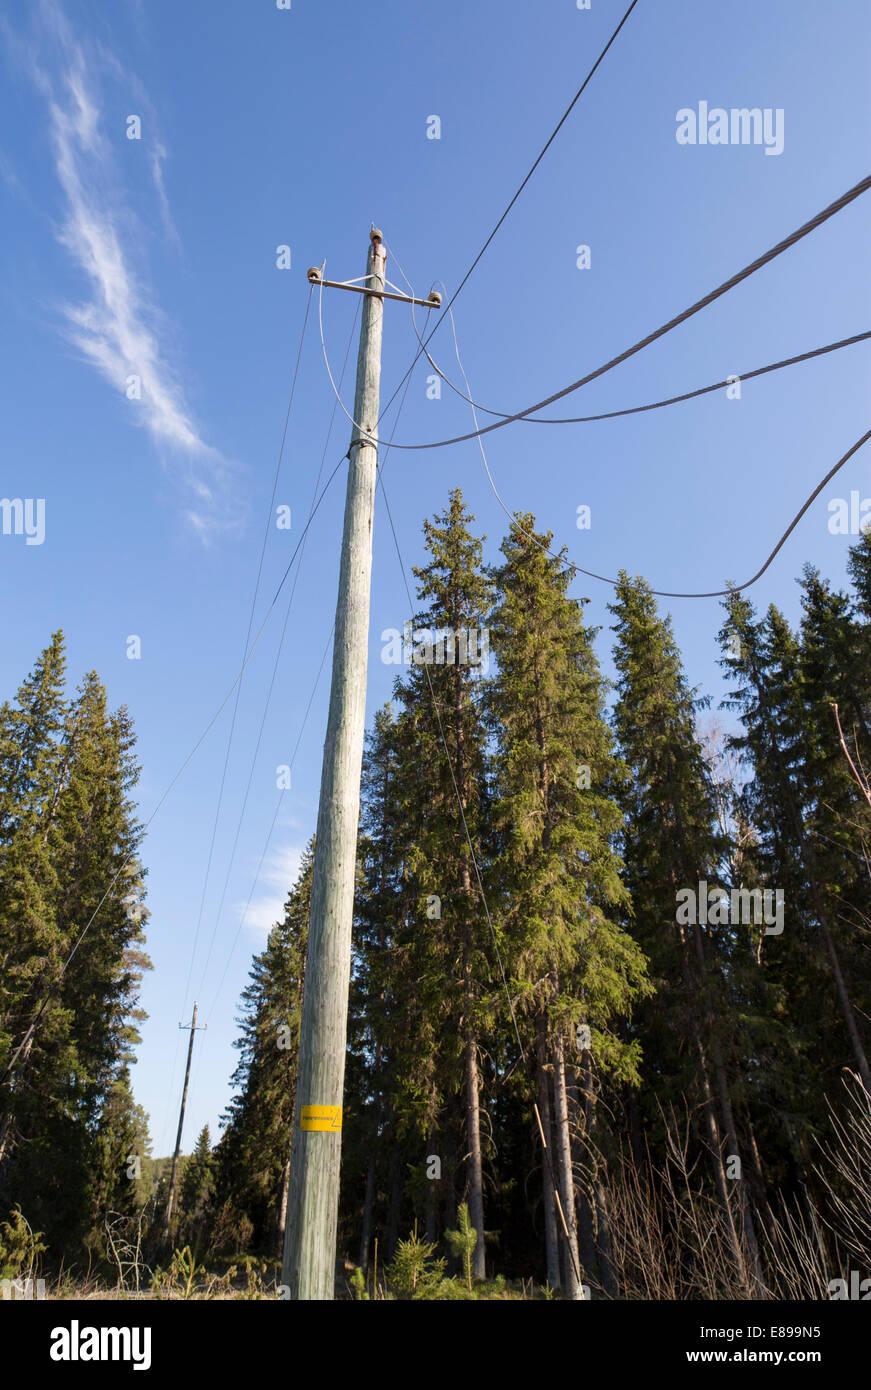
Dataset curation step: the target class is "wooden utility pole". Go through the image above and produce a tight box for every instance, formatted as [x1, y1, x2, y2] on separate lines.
[162, 1001, 206, 1246]
[282, 230, 439, 1299]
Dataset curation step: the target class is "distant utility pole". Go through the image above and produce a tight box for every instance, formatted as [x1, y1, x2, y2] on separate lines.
[282, 230, 440, 1299]
[162, 1001, 206, 1246]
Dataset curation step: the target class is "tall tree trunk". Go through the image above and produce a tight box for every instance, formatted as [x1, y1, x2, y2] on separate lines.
[535, 1020, 560, 1290]
[816, 902, 871, 1091]
[696, 1039, 751, 1293]
[443, 1133, 457, 1275]
[626, 1085, 644, 1178]
[736, 1086, 767, 1192]
[735, 1091, 774, 1238]
[358, 1152, 376, 1270]
[455, 652, 486, 1278]
[0, 1028, 36, 1183]
[460, 853, 485, 1280]
[712, 1052, 764, 1294]
[692, 922, 765, 1295]
[780, 1110, 829, 1263]
[463, 1030, 486, 1280]
[0, 1107, 14, 1190]
[425, 1140, 438, 1244]
[273, 1156, 291, 1261]
[749, 659, 871, 1091]
[567, 1066, 597, 1284]
[552, 1028, 582, 1297]
[681, 920, 751, 1292]
[671, 849, 752, 1295]
[385, 1148, 402, 1259]
[595, 1181, 619, 1298]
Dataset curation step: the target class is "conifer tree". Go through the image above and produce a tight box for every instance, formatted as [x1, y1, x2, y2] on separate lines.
[0, 633, 68, 1179]
[798, 566, 871, 1002]
[846, 530, 871, 712]
[213, 842, 312, 1255]
[92, 1074, 153, 1227]
[719, 590, 871, 1097]
[0, 638, 151, 1255]
[489, 524, 649, 1296]
[346, 705, 424, 1266]
[386, 489, 495, 1277]
[180, 1124, 215, 1246]
[610, 574, 764, 1293]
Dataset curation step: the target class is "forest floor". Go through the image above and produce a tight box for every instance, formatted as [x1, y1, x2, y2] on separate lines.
[11, 1268, 548, 1301]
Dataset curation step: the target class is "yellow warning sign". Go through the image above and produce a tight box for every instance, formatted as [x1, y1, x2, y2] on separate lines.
[300, 1105, 342, 1132]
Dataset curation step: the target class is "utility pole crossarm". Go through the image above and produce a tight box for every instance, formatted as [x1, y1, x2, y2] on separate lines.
[307, 264, 442, 310]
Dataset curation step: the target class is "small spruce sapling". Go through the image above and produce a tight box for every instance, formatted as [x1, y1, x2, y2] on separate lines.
[386, 1223, 446, 1299]
[445, 1202, 478, 1293]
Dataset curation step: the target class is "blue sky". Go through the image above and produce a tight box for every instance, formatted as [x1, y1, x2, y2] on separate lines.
[1, 0, 869, 1157]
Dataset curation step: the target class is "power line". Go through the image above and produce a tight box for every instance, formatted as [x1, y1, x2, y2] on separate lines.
[527, 331, 871, 425]
[202, 625, 336, 1028]
[195, 299, 362, 1009]
[203, 328, 422, 1025]
[363, 174, 871, 451]
[435, 0, 641, 325]
[483, 420, 871, 601]
[1, 453, 348, 1097]
[374, 0, 642, 429]
[388, 241, 871, 439]
[442, 280, 871, 600]
[157, 286, 315, 1147]
[180, 286, 315, 1019]
[402, 293, 871, 427]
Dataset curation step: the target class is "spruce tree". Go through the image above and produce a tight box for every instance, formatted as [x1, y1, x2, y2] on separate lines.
[489, 524, 649, 1295]
[91, 1074, 153, 1228]
[0, 638, 150, 1257]
[180, 1124, 215, 1247]
[720, 589, 871, 1098]
[386, 489, 495, 1277]
[610, 573, 764, 1294]
[346, 705, 424, 1267]
[213, 841, 312, 1255]
[0, 633, 68, 1181]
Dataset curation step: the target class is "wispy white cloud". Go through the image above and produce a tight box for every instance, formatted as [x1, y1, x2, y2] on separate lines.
[12, 1, 235, 539]
[238, 843, 305, 935]
[95, 38, 182, 250]
[148, 138, 181, 250]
